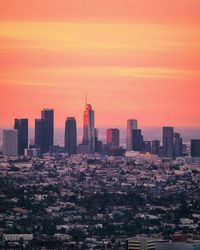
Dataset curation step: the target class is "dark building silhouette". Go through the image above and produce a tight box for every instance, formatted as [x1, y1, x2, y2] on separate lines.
[14, 118, 28, 155]
[132, 129, 144, 151]
[35, 118, 48, 153]
[64, 117, 77, 155]
[191, 140, 200, 157]
[106, 128, 120, 146]
[41, 109, 54, 149]
[173, 133, 182, 158]
[126, 119, 138, 151]
[163, 127, 174, 159]
[94, 128, 102, 153]
[151, 140, 160, 155]
[102, 144, 125, 156]
[144, 141, 151, 153]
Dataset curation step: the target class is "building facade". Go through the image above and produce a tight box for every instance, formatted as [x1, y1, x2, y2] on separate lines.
[151, 140, 160, 155]
[64, 117, 77, 155]
[14, 118, 28, 155]
[41, 108, 54, 149]
[106, 128, 120, 146]
[82, 104, 95, 153]
[191, 139, 200, 157]
[3, 129, 18, 156]
[35, 118, 48, 153]
[128, 238, 156, 250]
[163, 127, 174, 159]
[132, 129, 144, 152]
[173, 133, 183, 158]
[126, 119, 138, 151]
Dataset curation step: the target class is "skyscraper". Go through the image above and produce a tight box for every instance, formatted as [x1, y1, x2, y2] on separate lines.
[82, 103, 95, 153]
[173, 133, 182, 158]
[41, 108, 54, 148]
[126, 119, 138, 151]
[14, 118, 28, 155]
[144, 141, 151, 153]
[64, 117, 77, 155]
[151, 140, 160, 155]
[106, 128, 120, 146]
[94, 128, 103, 153]
[163, 127, 174, 159]
[35, 118, 48, 153]
[3, 129, 18, 156]
[191, 139, 200, 157]
[132, 129, 144, 151]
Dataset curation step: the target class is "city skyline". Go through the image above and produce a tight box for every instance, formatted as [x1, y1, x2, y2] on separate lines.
[1, 1, 200, 128]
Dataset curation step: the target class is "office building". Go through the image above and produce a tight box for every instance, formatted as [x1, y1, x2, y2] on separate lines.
[151, 140, 160, 155]
[173, 133, 182, 158]
[132, 129, 144, 151]
[64, 117, 77, 155]
[82, 103, 95, 153]
[191, 139, 200, 157]
[144, 141, 151, 153]
[94, 128, 103, 153]
[41, 108, 54, 148]
[3, 129, 18, 156]
[14, 118, 28, 155]
[126, 119, 138, 151]
[24, 148, 40, 157]
[106, 128, 120, 146]
[163, 127, 174, 159]
[35, 118, 48, 153]
[128, 237, 156, 250]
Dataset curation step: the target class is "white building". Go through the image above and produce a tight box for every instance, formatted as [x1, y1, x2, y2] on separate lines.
[24, 148, 41, 157]
[128, 237, 156, 250]
[3, 129, 18, 156]
[3, 234, 33, 241]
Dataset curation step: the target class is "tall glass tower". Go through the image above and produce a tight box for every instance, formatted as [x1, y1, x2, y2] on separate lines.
[14, 118, 28, 155]
[41, 108, 54, 148]
[82, 103, 95, 153]
[65, 117, 77, 155]
[126, 119, 138, 151]
[163, 126, 174, 159]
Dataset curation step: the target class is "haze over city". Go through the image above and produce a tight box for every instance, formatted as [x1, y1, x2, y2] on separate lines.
[1, 0, 200, 129]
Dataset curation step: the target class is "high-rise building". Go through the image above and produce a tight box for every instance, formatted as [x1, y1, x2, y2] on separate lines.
[3, 129, 18, 156]
[94, 128, 103, 153]
[144, 141, 151, 153]
[128, 237, 156, 250]
[173, 133, 182, 158]
[41, 108, 54, 148]
[35, 118, 48, 153]
[132, 129, 144, 151]
[14, 118, 28, 155]
[191, 139, 200, 157]
[163, 127, 174, 159]
[126, 119, 138, 151]
[64, 117, 77, 155]
[106, 128, 120, 146]
[82, 103, 95, 153]
[151, 140, 160, 155]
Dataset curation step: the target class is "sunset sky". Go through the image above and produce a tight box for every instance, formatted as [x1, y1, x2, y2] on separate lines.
[1, 0, 200, 129]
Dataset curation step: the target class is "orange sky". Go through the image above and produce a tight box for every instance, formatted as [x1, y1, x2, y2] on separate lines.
[0, 0, 200, 128]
